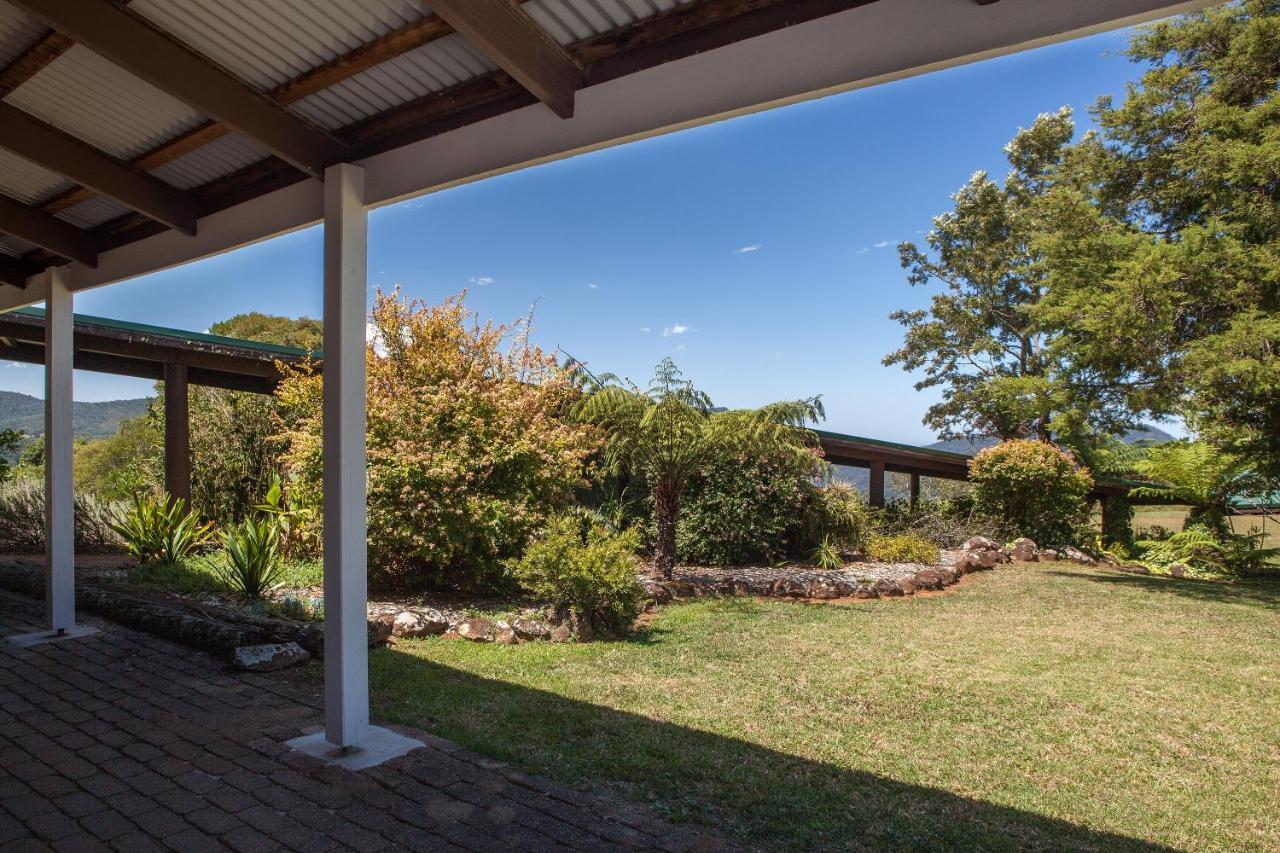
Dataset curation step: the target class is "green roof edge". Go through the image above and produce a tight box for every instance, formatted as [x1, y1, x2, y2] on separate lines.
[12, 306, 317, 359]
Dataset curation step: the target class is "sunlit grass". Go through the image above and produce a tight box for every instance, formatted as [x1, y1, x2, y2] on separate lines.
[371, 562, 1280, 850]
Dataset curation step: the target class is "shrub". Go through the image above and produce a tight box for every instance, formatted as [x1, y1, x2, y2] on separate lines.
[1100, 494, 1135, 549]
[677, 450, 824, 566]
[1135, 524, 1276, 577]
[216, 516, 284, 599]
[806, 481, 874, 555]
[275, 291, 599, 590]
[876, 496, 1015, 548]
[108, 494, 215, 565]
[811, 535, 843, 570]
[0, 479, 122, 553]
[507, 514, 644, 637]
[969, 440, 1093, 548]
[866, 533, 940, 565]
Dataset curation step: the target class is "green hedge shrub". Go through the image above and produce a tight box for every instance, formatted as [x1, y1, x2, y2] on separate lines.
[508, 514, 644, 637]
[866, 533, 940, 565]
[969, 440, 1093, 548]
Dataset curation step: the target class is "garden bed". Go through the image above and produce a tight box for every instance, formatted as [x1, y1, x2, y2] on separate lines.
[640, 550, 971, 602]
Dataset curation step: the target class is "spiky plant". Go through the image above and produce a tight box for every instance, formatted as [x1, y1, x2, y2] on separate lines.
[577, 358, 823, 578]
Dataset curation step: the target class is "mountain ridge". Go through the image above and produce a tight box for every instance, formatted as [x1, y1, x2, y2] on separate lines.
[0, 390, 151, 442]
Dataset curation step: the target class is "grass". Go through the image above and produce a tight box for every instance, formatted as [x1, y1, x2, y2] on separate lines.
[369, 562, 1280, 851]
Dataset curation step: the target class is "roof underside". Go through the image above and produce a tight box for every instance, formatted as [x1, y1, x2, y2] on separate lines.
[0, 0, 790, 277]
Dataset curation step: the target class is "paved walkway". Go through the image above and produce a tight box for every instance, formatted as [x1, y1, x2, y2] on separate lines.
[0, 591, 728, 851]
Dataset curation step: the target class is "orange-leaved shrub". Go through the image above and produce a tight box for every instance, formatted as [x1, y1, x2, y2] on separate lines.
[968, 439, 1093, 548]
[272, 289, 600, 590]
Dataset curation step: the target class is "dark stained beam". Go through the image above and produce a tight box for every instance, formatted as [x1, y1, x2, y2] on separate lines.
[0, 103, 201, 234]
[0, 194, 96, 266]
[0, 253, 29, 288]
[427, 0, 582, 119]
[869, 461, 886, 507]
[10, 0, 349, 178]
[163, 362, 191, 501]
[909, 472, 921, 508]
[39, 11, 457, 216]
[0, 29, 73, 99]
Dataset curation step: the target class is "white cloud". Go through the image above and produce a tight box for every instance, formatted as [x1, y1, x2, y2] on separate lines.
[675, 344, 686, 351]
[587, 282, 599, 290]
[639, 326, 651, 334]
[873, 240, 892, 248]
[366, 322, 388, 357]
[855, 247, 870, 255]
[662, 323, 689, 337]
[469, 276, 494, 286]
[4, 361, 24, 369]
[735, 244, 762, 254]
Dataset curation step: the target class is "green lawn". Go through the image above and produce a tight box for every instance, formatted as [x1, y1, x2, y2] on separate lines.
[370, 563, 1280, 851]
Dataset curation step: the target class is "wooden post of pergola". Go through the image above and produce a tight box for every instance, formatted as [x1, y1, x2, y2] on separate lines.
[909, 473, 921, 509]
[869, 461, 886, 508]
[163, 362, 190, 503]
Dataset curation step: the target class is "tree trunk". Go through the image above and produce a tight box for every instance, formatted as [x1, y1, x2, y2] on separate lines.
[653, 482, 680, 580]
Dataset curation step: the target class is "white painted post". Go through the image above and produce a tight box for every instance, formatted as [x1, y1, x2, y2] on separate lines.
[322, 163, 369, 749]
[45, 267, 75, 633]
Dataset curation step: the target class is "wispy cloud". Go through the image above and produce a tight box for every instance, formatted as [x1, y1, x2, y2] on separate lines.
[855, 247, 870, 255]
[735, 244, 762, 254]
[873, 239, 892, 249]
[4, 361, 24, 369]
[365, 322, 387, 357]
[469, 276, 494, 286]
[663, 323, 689, 337]
[587, 282, 599, 290]
[675, 344, 686, 351]
[639, 326, 651, 334]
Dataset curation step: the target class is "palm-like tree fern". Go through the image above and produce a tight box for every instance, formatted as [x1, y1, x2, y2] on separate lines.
[577, 358, 823, 578]
[1129, 441, 1255, 535]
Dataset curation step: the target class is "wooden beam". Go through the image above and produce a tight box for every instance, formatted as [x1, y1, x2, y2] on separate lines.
[0, 103, 201, 234]
[0, 253, 29, 288]
[163, 362, 191, 502]
[426, 0, 582, 119]
[0, 194, 96, 266]
[869, 460, 886, 508]
[38, 12, 457, 216]
[909, 472, 921, 508]
[10, 0, 349, 178]
[0, 30, 73, 99]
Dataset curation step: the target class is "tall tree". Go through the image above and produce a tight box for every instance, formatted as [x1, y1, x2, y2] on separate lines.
[1035, 1, 1280, 476]
[578, 358, 823, 578]
[884, 108, 1135, 443]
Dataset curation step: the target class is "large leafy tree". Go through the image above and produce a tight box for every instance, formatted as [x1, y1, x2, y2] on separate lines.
[884, 108, 1134, 442]
[1035, 1, 1280, 476]
[578, 358, 823, 577]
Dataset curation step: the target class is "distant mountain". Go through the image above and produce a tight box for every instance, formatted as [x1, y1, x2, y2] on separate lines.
[0, 391, 151, 442]
[926, 425, 1175, 455]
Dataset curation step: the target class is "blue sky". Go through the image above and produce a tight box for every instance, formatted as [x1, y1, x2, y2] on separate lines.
[3, 25, 1152, 444]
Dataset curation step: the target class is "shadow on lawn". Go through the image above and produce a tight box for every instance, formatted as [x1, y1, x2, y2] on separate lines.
[371, 651, 1174, 852]
[1048, 569, 1280, 609]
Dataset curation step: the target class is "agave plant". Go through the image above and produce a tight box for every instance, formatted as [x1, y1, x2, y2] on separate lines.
[811, 534, 844, 571]
[216, 516, 283, 600]
[109, 493, 215, 564]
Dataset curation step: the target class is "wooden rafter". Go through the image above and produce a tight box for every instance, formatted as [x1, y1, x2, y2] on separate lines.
[0, 194, 96, 266]
[9, 0, 349, 179]
[0, 29, 72, 99]
[37, 12, 457, 216]
[24, 0, 887, 271]
[426, 0, 582, 119]
[0, 103, 202, 234]
[0, 252, 30, 288]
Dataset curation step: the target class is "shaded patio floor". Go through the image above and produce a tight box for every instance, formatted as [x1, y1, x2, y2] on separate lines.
[0, 590, 727, 852]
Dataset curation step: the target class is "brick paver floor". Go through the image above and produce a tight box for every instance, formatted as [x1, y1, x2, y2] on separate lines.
[0, 591, 729, 852]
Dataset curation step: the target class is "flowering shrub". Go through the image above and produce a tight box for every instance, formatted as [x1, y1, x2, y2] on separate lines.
[273, 290, 600, 590]
[969, 440, 1093, 548]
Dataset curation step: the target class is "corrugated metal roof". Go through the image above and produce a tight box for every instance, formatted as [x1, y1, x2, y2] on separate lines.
[5, 45, 206, 161]
[53, 195, 133, 230]
[0, 149, 72, 206]
[130, 0, 434, 92]
[524, 0, 694, 45]
[0, 1, 45, 71]
[148, 133, 270, 191]
[291, 33, 496, 129]
[0, 234, 37, 259]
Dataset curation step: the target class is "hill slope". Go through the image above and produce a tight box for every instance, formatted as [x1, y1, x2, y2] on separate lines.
[926, 425, 1175, 455]
[0, 391, 151, 440]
